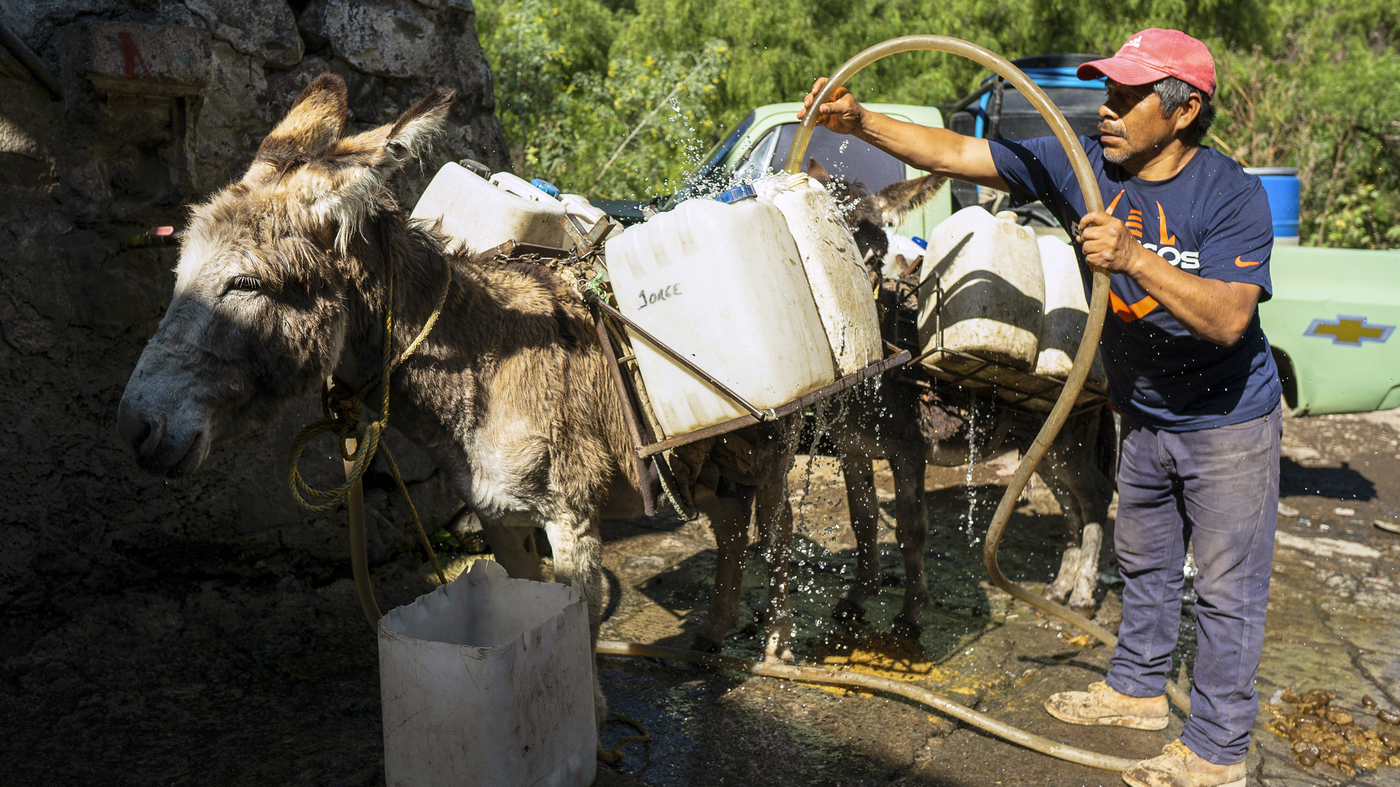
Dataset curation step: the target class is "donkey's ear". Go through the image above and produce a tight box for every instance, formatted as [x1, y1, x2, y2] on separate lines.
[874, 174, 948, 226]
[282, 87, 457, 252]
[805, 158, 831, 185]
[246, 73, 349, 183]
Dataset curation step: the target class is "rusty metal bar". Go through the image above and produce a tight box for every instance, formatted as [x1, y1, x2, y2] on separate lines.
[483, 239, 572, 259]
[594, 309, 658, 516]
[593, 299, 766, 420]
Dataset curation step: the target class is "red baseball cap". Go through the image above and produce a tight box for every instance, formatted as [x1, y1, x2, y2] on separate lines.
[1077, 29, 1216, 97]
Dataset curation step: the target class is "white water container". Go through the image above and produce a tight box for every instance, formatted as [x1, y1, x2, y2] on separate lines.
[490, 171, 555, 203]
[379, 559, 595, 787]
[917, 206, 1045, 372]
[1034, 236, 1107, 390]
[411, 163, 568, 252]
[605, 194, 836, 438]
[883, 229, 928, 279]
[757, 174, 883, 377]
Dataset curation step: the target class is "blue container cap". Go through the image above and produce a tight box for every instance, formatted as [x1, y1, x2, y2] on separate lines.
[911, 236, 928, 249]
[715, 184, 756, 204]
[529, 178, 561, 199]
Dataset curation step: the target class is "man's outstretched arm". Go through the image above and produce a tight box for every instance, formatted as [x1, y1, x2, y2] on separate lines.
[799, 78, 1010, 191]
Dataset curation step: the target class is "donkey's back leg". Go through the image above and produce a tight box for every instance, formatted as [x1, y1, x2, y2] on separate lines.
[1038, 412, 1114, 612]
[754, 478, 794, 663]
[834, 452, 882, 630]
[693, 486, 753, 653]
[888, 446, 928, 641]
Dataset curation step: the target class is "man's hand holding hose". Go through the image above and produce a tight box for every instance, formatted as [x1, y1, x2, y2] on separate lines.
[798, 78, 865, 135]
[797, 77, 1012, 193]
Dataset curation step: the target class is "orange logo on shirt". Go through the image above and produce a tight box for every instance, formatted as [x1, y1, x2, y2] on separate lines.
[1110, 291, 1160, 322]
[1104, 190, 1200, 270]
[1156, 202, 1177, 246]
[1126, 208, 1144, 238]
[1234, 256, 1262, 267]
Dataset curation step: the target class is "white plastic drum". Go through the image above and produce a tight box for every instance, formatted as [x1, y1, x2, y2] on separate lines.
[605, 196, 836, 438]
[917, 206, 1045, 371]
[378, 559, 595, 787]
[411, 163, 568, 252]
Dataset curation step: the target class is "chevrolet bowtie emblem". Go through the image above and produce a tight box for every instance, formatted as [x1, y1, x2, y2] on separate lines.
[1304, 315, 1395, 346]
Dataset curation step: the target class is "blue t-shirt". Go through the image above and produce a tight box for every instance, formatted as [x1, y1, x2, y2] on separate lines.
[990, 136, 1282, 430]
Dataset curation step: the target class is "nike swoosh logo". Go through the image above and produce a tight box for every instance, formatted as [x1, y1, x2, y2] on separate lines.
[1235, 256, 1263, 267]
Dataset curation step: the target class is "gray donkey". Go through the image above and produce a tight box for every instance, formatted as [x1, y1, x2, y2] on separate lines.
[116, 75, 801, 731]
[808, 163, 1116, 640]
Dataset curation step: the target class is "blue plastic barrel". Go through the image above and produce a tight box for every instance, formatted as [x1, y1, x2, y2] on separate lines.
[1244, 167, 1299, 241]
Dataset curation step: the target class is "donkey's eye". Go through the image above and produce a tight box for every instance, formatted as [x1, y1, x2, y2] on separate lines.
[226, 275, 262, 293]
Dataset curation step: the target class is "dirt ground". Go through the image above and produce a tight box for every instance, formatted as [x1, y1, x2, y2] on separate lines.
[3, 408, 1399, 786]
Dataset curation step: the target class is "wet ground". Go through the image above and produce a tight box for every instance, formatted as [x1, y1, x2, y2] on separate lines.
[2, 408, 1399, 786]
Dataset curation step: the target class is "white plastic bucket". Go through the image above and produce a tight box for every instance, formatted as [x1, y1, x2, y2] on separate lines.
[605, 195, 836, 438]
[1034, 236, 1107, 391]
[758, 174, 883, 377]
[411, 163, 568, 252]
[378, 559, 596, 787]
[917, 206, 1045, 372]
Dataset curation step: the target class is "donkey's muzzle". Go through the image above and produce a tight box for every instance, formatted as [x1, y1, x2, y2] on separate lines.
[118, 396, 208, 477]
[118, 399, 164, 461]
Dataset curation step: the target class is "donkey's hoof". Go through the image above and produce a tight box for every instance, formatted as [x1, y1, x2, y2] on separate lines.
[1042, 585, 1071, 606]
[890, 621, 923, 643]
[1069, 599, 1099, 617]
[832, 598, 866, 630]
[763, 646, 795, 664]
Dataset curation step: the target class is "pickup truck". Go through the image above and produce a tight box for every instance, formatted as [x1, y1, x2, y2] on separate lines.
[598, 56, 1400, 416]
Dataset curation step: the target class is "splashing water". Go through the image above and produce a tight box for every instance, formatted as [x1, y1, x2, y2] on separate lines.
[789, 387, 853, 537]
[964, 390, 981, 546]
[666, 97, 709, 186]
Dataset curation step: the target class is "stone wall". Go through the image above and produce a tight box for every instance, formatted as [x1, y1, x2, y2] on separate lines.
[0, 0, 508, 611]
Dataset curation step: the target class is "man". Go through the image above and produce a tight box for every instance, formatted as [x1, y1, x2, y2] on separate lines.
[800, 29, 1279, 787]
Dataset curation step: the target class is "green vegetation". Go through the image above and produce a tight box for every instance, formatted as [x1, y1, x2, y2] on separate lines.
[477, 0, 1399, 248]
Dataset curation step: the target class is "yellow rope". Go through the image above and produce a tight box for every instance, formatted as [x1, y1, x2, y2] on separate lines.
[597, 710, 651, 763]
[287, 258, 454, 585]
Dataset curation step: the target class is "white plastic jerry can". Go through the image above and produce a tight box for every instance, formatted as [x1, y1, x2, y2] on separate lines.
[756, 174, 884, 377]
[604, 187, 836, 438]
[410, 163, 568, 252]
[378, 559, 596, 787]
[1034, 235, 1108, 391]
[917, 206, 1045, 371]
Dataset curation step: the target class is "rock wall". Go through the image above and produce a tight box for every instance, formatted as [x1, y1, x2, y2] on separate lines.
[0, 0, 508, 611]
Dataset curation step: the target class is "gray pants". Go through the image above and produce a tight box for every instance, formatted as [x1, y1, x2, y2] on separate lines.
[1106, 405, 1281, 764]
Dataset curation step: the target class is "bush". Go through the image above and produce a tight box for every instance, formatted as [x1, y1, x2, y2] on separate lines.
[476, 0, 1399, 246]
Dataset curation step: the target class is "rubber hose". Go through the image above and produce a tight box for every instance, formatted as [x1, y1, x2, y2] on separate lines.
[785, 36, 1191, 715]
[597, 640, 1140, 772]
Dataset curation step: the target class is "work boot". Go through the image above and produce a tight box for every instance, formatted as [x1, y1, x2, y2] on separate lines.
[1044, 680, 1169, 730]
[1122, 739, 1245, 787]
